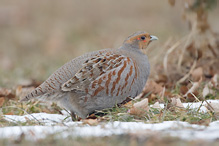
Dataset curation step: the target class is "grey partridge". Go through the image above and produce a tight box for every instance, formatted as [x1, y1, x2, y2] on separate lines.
[21, 31, 158, 119]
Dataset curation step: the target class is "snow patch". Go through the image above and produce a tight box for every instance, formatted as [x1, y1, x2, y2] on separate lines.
[1, 100, 219, 141]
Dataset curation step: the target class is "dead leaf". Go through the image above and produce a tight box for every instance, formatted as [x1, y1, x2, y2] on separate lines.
[191, 118, 211, 126]
[207, 102, 219, 112]
[135, 80, 165, 101]
[144, 80, 164, 95]
[155, 74, 168, 84]
[183, 81, 201, 99]
[164, 90, 175, 98]
[0, 97, 5, 107]
[211, 74, 218, 87]
[152, 102, 161, 110]
[16, 86, 35, 100]
[134, 93, 143, 100]
[86, 113, 97, 119]
[175, 98, 184, 108]
[5, 112, 13, 115]
[0, 88, 15, 99]
[82, 119, 98, 126]
[186, 91, 199, 102]
[191, 67, 203, 82]
[202, 74, 218, 98]
[171, 98, 184, 108]
[202, 84, 214, 97]
[129, 98, 149, 116]
[148, 93, 158, 102]
[206, 102, 219, 119]
[180, 85, 188, 95]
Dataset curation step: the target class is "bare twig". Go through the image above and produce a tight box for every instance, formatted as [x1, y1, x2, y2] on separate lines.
[163, 40, 182, 76]
[177, 57, 197, 84]
[177, 21, 197, 71]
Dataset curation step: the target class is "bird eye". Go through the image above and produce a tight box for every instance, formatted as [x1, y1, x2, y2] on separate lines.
[141, 36, 145, 40]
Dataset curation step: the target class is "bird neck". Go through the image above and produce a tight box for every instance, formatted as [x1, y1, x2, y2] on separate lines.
[119, 43, 143, 54]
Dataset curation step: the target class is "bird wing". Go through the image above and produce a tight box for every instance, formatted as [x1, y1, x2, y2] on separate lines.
[20, 52, 97, 101]
[61, 52, 138, 97]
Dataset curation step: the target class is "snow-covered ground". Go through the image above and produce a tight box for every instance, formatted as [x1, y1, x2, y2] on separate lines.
[1, 100, 219, 141]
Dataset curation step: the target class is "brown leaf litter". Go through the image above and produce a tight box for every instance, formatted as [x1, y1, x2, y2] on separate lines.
[129, 98, 149, 117]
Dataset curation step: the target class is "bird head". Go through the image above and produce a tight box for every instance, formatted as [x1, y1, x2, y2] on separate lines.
[123, 31, 158, 50]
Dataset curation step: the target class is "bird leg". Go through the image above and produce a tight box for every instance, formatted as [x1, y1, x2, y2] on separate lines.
[70, 111, 78, 121]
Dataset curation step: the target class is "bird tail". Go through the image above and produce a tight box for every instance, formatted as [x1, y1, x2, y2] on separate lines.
[19, 86, 44, 102]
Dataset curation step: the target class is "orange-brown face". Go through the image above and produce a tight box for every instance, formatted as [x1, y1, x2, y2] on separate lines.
[124, 32, 158, 50]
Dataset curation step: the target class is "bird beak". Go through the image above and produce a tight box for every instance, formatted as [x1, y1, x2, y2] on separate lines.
[150, 35, 158, 41]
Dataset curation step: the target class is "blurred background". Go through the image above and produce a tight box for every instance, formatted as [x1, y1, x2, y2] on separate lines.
[0, 0, 218, 88]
